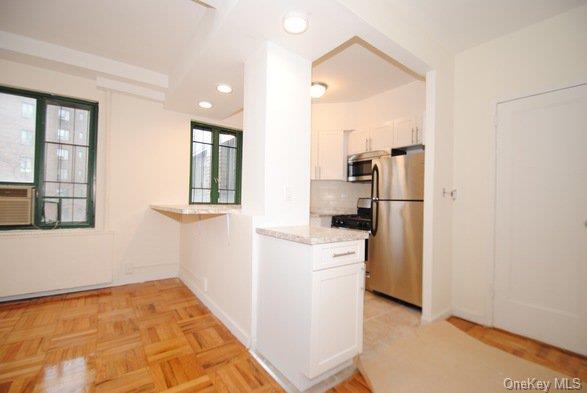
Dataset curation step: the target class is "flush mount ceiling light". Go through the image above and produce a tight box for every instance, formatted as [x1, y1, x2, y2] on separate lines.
[216, 83, 233, 94]
[198, 100, 213, 109]
[283, 11, 309, 34]
[310, 82, 328, 98]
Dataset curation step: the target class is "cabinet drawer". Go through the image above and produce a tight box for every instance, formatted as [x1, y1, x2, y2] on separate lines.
[313, 240, 364, 271]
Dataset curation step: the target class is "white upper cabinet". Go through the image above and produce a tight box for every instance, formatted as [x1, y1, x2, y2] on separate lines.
[310, 128, 319, 180]
[347, 129, 370, 155]
[312, 130, 347, 181]
[369, 124, 395, 152]
[414, 112, 424, 145]
[393, 116, 416, 148]
[311, 113, 425, 180]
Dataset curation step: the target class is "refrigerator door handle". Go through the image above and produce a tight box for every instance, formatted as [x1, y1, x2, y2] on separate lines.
[371, 164, 379, 235]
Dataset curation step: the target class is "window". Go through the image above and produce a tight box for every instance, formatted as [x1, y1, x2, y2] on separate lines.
[21, 102, 34, 119]
[0, 86, 98, 229]
[19, 157, 32, 174]
[20, 129, 34, 146]
[56, 147, 69, 160]
[59, 108, 71, 121]
[57, 129, 71, 142]
[190, 122, 242, 204]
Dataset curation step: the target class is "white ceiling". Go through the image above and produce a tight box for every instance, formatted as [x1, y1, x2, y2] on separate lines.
[312, 41, 420, 103]
[0, 0, 584, 119]
[0, 0, 207, 74]
[382, 0, 587, 53]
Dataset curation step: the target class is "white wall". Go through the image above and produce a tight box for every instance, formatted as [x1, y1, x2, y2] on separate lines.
[179, 213, 253, 345]
[311, 80, 425, 131]
[0, 58, 234, 297]
[451, 5, 587, 324]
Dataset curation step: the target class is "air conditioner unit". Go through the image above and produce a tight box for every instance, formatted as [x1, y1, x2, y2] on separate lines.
[0, 186, 34, 226]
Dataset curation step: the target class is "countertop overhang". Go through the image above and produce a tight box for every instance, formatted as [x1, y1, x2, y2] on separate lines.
[150, 204, 241, 215]
[256, 225, 369, 245]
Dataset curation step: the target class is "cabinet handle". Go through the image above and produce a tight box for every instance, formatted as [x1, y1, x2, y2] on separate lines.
[333, 251, 356, 258]
[365, 138, 368, 151]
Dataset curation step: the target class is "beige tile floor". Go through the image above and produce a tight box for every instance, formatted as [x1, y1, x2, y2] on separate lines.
[362, 290, 422, 361]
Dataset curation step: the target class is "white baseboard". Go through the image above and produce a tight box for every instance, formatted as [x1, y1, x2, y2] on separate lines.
[179, 266, 251, 348]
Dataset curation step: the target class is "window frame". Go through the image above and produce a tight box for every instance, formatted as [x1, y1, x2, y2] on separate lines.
[189, 121, 242, 205]
[0, 85, 98, 230]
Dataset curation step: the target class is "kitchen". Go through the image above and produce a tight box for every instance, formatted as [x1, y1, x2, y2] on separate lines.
[310, 38, 426, 327]
[253, 37, 428, 390]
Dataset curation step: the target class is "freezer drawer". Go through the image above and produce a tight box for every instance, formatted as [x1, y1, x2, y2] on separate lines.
[367, 200, 423, 306]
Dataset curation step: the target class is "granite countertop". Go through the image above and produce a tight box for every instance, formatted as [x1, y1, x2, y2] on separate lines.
[256, 225, 369, 245]
[150, 204, 241, 215]
[310, 207, 356, 217]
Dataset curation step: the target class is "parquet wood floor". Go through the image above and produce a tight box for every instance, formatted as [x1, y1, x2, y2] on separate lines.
[0, 279, 283, 393]
[2, 281, 585, 392]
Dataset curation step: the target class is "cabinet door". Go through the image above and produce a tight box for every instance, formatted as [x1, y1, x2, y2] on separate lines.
[310, 128, 319, 180]
[393, 117, 415, 148]
[370, 124, 394, 152]
[307, 263, 364, 378]
[317, 130, 346, 180]
[347, 129, 370, 155]
[414, 112, 425, 145]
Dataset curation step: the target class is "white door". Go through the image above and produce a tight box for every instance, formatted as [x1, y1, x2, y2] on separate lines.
[370, 124, 394, 151]
[307, 263, 364, 378]
[347, 129, 370, 155]
[393, 117, 415, 148]
[494, 84, 587, 355]
[317, 130, 345, 180]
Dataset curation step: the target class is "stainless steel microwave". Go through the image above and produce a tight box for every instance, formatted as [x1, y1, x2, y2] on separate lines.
[347, 150, 390, 182]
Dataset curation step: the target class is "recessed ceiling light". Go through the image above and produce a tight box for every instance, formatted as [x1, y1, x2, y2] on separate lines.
[216, 83, 233, 94]
[198, 101, 213, 109]
[283, 11, 308, 34]
[310, 82, 327, 98]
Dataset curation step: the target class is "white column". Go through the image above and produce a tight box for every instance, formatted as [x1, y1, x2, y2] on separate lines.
[242, 41, 311, 226]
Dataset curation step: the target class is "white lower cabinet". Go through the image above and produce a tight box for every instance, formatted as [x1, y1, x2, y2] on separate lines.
[308, 262, 364, 378]
[256, 236, 365, 391]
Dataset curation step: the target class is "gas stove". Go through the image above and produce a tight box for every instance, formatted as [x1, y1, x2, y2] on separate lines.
[331, 214, 371, 231]
[331, 198, 372, 231]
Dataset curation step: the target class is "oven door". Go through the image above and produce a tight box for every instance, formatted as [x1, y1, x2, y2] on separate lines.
[347, 159, 372, 182]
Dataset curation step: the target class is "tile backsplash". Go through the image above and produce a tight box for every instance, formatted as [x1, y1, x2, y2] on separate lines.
[311, 180, 371, 209]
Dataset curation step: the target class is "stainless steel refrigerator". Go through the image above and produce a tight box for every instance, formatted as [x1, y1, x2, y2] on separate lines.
[366, 151, 424, 307]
